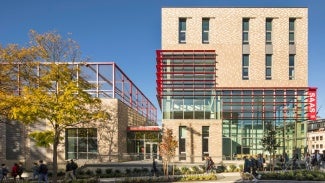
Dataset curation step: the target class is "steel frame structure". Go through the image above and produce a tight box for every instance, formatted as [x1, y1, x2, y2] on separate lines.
[7, 62, 157, 125]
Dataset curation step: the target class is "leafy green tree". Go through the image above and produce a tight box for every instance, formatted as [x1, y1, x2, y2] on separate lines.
[261, 121, 280, 171]
[1, 30, 109, 183]
[159, 128, 178, 176]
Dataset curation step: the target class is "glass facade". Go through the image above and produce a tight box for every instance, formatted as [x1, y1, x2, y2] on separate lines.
[156, 50, 312, 160]
[65, 128, 98, 160]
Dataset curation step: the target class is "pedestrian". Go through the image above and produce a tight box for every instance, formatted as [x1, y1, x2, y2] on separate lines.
[304, 153, 311, 170]
[279, 155, 285, 170]
[32, 162, 39, 180]
[17, 162, 24, 180]
[70, 159, 78, 177]
[1, 163, 9, 182]
[65, 160, 75, 181]
[11, 163, 19, 181]
[257, 154, 264, 171]
[204, 156, 212, 173]
[243, 156, 251, 173]
[38, 160, 48, 183]
[152, 158, 158, 176]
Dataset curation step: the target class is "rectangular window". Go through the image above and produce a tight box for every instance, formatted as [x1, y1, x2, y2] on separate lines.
[289, 18, 295, 44]
[66, 128, 98, 160]
[202, 126, 209, 158]
[179, 126, 186, 160]
[320, 136, 323, 141]
[321, 144, 323, 149]
[289, 54, 295, 80]
[179, 18, 186, 43]
[202, 18, 209, 43]
[266, 18, 272, 44]
[242, 18, 249, 44]
[266, 54, 272, 80]
[316, 136, 319, 141]
[242, 54, 249, 80]
[312, 136, 315, 141]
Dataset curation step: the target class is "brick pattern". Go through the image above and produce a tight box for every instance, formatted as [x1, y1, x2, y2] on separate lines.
[162, 8, 308, 87]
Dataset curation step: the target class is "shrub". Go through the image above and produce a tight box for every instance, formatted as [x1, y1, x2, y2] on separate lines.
[180, 166, 190, 175]
[105, 168, 112, 174]
[229, 164, 237, 172]
[85, 169, 93, 176]
[95, 168, 102, 175]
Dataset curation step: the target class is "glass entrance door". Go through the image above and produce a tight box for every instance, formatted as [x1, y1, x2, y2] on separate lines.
[145, 142, 158, 160]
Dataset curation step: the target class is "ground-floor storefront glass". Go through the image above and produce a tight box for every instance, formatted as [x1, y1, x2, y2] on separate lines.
[221, 89, 309, 159]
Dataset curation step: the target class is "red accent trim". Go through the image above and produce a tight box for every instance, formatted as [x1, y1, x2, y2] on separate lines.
[308, 88, 317, 120]
[127, 126, 161, 132]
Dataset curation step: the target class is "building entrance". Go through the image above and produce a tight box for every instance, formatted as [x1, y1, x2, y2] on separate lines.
[145, 142, 158, 160]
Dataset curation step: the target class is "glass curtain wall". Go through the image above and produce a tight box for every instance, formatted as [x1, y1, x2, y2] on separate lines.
[221, 89, 308, 160]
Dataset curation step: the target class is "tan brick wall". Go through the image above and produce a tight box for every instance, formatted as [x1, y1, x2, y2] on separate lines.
[162, 8, 308, 88]
[163, 119, 222, 163]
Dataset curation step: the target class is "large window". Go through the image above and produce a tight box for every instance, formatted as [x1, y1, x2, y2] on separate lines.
[266, 18, 272, 44]
[289, 54, 295, 80]
[179, 18, 186, 43]
[202, 18, 210, 43]
[266, 54, 272, 80]
[179, 126, 187, 160]
[202, 126, 209, 158]
[242, 18, 249, 44]
[289, 18, 295, 45]
[66, 128, 98, 160]
[242, 54, 249, 80]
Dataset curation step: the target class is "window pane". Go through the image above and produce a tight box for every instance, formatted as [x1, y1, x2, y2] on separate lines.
[179, 18, 186, 31]
[266, 19, 272, 31]
[88, 138, 98, 152]
[266, 68, 271, 76]
[202, 18, 209, 31]
[79, 129, 87, 137]
[67, 138, 77, 151]
[266, 55, 272, 66]
[88, 129, 97, 137]
[78, 137, 88, 152]
[243, 32, 248, 43]
[202, 32, 209, 43]
[289, 32, 294, 42]
[266, 32, 272, 42]
[289, 68, 295, 79]
[289, 19, 295, 31]
[243, 55, 249, 66]
[67, 129, 77, 137]
[289, 55, 295, 66]
[179, 32, 186, 43]
[243, 68, 248, 77]
[243, 19, 249, 31]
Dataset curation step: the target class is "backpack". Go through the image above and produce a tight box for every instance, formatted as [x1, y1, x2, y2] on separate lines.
[71, 162, 78, 170]
[17, 166, 24, 174]
[39, 164, 48, 174]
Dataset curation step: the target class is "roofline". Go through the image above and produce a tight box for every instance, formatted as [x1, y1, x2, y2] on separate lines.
[162, 6, 308, 9]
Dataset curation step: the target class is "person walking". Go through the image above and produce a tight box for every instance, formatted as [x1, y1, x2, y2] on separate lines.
[152, 158, 158, 176]
[1, 163, 9, 182]
[17, 162, 24, 180]
[70, 159, 78, 177]
[32, 162, 39, 180]
[204, 156, 211, 173]
[304, 153, 311, 170]
[11, 163, 19, 181]
[65, 160, 76, 181]
[38, 160, 48, 183]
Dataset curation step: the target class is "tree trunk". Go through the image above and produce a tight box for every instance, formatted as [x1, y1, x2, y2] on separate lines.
[52, 131, 59, 183]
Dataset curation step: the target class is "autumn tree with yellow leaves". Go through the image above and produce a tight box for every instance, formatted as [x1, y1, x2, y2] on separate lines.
[159, 128, 178, 176]
[0, 30, 109, 183]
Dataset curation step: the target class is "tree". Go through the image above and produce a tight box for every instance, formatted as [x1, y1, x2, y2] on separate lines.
[261, 121, 280, 171]
[159, 128, 178, 176]
[0, 30, 109, 183]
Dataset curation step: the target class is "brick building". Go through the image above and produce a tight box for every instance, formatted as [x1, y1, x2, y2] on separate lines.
[156, 7, 317, 163]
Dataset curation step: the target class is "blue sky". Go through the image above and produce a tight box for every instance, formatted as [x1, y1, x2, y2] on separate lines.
[1, 0, 325, 121]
